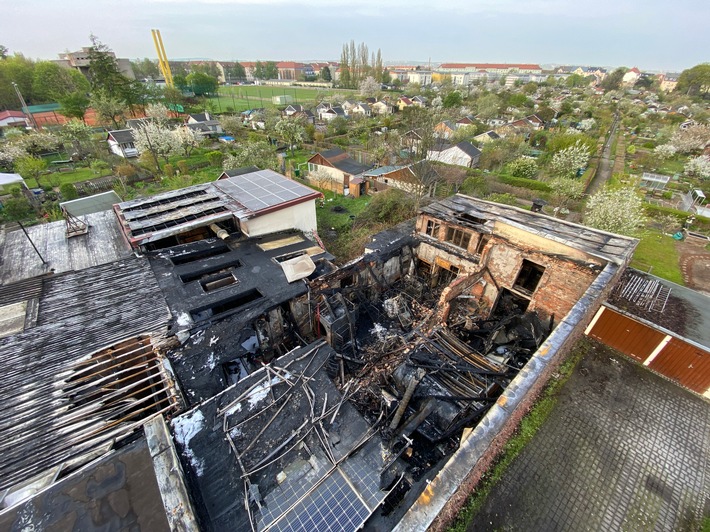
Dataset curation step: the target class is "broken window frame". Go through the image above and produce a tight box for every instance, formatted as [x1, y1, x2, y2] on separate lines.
[512, 259, 546, 296]
[425, 219, 440, 238]
[444, 226, 471, 250]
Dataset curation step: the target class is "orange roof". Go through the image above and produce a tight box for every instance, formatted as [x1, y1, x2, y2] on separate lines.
[276, 62, 306, 69]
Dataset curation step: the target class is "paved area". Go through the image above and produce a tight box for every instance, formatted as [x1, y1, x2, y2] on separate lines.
[468, 341, 710, 532]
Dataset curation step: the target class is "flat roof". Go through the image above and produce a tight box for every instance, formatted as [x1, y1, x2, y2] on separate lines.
[214, 168, 321, 213]
[60, 190, 122, 216]
[421, 194, 638, 265]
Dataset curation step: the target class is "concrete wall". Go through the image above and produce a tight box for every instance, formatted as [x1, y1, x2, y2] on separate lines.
[243, 201, 318, 237]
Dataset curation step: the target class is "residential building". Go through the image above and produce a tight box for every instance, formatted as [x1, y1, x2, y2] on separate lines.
[371, 100, 393, 115]
[622, 67, 642, 85]
[306, 148, 373, 196]
[427, 141, 482, 168]
[106, 129, 138, 158]
[473, 130, 501, 144]
[437, 63, 543, 74]
[276, 62, 313, 81]
[0, 110, 27, 129]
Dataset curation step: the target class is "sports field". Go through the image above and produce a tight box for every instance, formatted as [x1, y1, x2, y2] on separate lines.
[212, 85, 355, 112]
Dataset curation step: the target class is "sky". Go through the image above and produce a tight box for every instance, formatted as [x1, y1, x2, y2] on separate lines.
[1, 0, 708, 72]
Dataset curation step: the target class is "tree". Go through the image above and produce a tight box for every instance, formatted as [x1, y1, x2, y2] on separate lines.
[548, 177, 585, 215]
[32, 61, 90, 102]
[90, 91, 127, 128]
[219, 115, 242, 136]
[131, 121, 180, 165]
[443, 91, 463, 108]
[536, 106, 556, 123]
[584, 186, 646, 235]
[87, 35, 131, 100]
[0, 142, 26, 170]
[359, 76, 380, 97]
[0, 45, 8, 60]
[479, 137, 527, 171]
[274, 118, 306, 156]
[60, 120, 94, 158]
[145, 102, 171, 125]
[223, 141, 278, 171]
[669, 124, 710, 153]
[653, 144, 677, 160]
[675, 63, 710, 97]
[551, 140, 591, 178]
[253, 61, 266, 80]
[2, 195, 35, 221]
[226, 63, 246, 82]
[476, 93, 501, 120]
[185, 71, 218, 96]
[601, 68, 626, 92]
[508, 156, 538, 179]
[264, 62, 278, 80]
[684, 155, 710, 179]
[58, 91, 90, 122]
[320, 66, 332, 82]
[0, 53, 36, 109]
[130, 58, 160, 79]
[60, 183, 79, 200]
[173, 127, 201, 157]
[15, 155, 48, 187]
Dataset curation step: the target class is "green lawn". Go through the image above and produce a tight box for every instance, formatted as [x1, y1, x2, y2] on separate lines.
[25, 167, 113, 188]
[212, 85, 354, 113]
[630, 229, 684, 285]
[655, 158, 685, 176]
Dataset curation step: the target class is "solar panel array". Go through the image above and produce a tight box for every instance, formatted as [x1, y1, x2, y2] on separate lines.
[267, 469, 371, 532]
[216, 170, 317, 213]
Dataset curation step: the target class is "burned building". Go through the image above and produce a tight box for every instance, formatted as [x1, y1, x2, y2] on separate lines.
[0, 190, 637, 531]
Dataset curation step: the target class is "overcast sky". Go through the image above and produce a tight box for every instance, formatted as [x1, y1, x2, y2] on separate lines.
[1, 0, 708, 72]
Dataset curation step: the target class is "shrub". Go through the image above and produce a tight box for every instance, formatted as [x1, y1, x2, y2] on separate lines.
[164, 163, 175, 177]
[459, 175, 489, 197]
[59, 183, 79, 201]
[486, 192, 519, 206]
[206, 151, 224, 167]
[507, 156, 539, 179]
[116, 164, 138, 178]
[497, 175, 552, 192]
[90, 160, 110, 175]
[177, 160, 189, 175]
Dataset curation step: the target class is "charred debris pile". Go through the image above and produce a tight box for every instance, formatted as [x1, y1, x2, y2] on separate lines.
[313, 272, 550, 495]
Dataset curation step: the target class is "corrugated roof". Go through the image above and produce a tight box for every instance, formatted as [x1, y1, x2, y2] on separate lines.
[0, 258, 173, 491]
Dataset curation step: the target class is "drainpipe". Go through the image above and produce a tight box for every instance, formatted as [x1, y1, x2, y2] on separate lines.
[390, 368, 426, 430]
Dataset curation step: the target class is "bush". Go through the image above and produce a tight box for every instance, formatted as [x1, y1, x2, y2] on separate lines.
[90, 160, 110, 175]
[59, 183, 79, 201]
[497, 174, 552, 192]
[177, 160, 189, 175]
[164, 163, 175, 177]
[459, 175, 489, 197]
[116, 164, 138, 178]
[644, 203, 710, 232]
[353, 189, 417, 229]
[486, 192, 519, 206]
[1, 196, 35, 221]
[206, 151, 224, 167]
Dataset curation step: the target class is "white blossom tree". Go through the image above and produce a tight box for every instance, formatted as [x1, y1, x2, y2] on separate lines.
[431, 96, 443, 109]
[551, 139, 591, 178]
[577, 118, 596, 131]
[508, 156, 538, 179]
[223, 141, 278, 171]
[684, 155, 710, 180]
[145, 102, 171, 125]
[0, 143, 27, 170]
[172, 127, 201, 157]
[653, 143, 677, 160]
[359, 76, 380, 97]
[131, 122, 180, 165]
[548, 177, 585, 215]
[584, 186, 647, 235]
[274, 118, 306, 157]
[670, 124, 710, 154]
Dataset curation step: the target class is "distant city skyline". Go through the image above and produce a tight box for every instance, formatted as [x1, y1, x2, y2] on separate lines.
[1, 0, 708, 72]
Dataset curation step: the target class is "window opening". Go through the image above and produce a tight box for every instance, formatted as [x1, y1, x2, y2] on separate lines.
[513, 259, 545, 294]
[445, 227, 471, 249]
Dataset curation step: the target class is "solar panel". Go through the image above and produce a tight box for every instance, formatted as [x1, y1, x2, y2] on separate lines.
[269, 470, 370, 532]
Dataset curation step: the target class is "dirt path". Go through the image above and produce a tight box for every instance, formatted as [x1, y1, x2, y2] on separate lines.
[585, 114, 620, 195]
[677, 237, 710, 294]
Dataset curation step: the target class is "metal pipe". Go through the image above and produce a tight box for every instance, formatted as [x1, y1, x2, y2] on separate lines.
[389, 369, 424, 430]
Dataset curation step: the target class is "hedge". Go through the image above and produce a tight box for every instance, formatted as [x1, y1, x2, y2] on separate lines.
[644, 203, 710, 232]
[497, 174, 552, 192]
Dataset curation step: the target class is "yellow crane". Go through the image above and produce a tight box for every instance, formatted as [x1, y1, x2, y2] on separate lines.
[151, 29, 174, 87]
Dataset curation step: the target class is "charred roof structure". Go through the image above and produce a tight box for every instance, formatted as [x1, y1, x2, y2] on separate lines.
[114, 169, 322, 250]
[0, 189, 639, 531]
